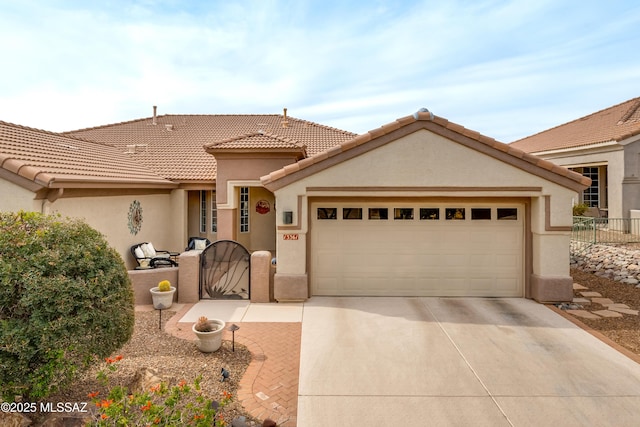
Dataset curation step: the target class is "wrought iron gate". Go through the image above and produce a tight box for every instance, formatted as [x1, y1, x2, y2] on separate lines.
[200, 240, 250, 299]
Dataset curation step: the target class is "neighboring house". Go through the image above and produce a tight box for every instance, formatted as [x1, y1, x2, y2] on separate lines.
[510, 97, 640, 219]
[0, 106, 589, 302]
[262, 110, 589, 303]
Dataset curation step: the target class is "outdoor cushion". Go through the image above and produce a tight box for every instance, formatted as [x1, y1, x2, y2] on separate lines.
[141, 243, 156, 258]
[134, 247, 145, 259]
[194, 239, 208, 250]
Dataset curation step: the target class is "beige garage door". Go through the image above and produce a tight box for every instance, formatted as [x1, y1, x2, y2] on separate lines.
[310, 201, 524, 297]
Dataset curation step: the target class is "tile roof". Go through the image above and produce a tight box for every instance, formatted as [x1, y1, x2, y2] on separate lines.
[261, 110, 591, 192]
[205, 132, 307, 155]
[65, 112, 355, 182]
[510, 97, 640, 153]
[0, 121, 174, 189]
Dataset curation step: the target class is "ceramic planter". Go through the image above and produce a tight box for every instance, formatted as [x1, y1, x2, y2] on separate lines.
[192, 319, 226, 352]
[149, 286, 176, 309]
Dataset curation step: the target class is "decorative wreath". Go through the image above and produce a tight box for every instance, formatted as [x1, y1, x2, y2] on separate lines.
[255, 199, 271, 215]
[128, 200, 143, 235]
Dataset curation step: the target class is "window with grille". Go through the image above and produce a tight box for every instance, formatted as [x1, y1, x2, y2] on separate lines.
[582, 167, 599, 207]
[200, 190, 207, 233]
[240, 187, 249, 233]
[210, 190, 217, 233]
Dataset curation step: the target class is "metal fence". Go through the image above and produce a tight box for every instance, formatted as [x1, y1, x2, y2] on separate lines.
[572, 216, 640, 245]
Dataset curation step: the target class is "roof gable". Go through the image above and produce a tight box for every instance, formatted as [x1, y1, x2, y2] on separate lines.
[261, 110, 591, 193]
[204, 132, 307, 156]
[510, 97, 640, 153]
[0, 121, 173, 190]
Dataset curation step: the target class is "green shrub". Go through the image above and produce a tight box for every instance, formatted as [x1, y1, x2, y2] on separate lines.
[572, 202, 589, 216]
[0, 211, 134, 400]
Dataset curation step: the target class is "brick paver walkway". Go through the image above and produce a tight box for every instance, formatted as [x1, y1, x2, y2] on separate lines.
[164, 305, 301, 426]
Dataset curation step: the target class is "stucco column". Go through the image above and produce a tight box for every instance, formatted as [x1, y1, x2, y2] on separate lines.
[217, 208, 236, 241]
[622, 177, 640, 218]
[250, 251, 273, 303]
[177, 250, 201, 303]
[529, 196, 574, 303]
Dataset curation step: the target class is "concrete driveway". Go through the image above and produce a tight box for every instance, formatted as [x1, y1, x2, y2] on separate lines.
[298, 297, 640, 426]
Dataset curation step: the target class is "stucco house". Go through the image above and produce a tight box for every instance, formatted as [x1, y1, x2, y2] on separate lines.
[0, 108, 355, 269]
[510, 97, 640, 219]
[0, 106, 589, 302]
[262, 109, 589, 303]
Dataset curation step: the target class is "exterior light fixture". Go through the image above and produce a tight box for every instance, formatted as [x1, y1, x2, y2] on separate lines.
[283, 211, 293, 224]
[228, 323, 240, 351]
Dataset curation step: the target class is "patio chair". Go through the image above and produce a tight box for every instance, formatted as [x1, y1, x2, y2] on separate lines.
[185, 237, 211, 251]
[130, 242, 179, 269]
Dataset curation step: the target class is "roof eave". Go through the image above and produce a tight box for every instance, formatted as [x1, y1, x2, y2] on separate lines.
[44, 178, 178, 189]
[262, 113, 591, 193]
[528, 140, 620, 156]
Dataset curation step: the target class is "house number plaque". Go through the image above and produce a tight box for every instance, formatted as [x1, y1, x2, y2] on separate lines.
[283, 234, 299, 240]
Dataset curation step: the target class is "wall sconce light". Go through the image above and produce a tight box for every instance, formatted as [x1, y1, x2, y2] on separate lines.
[283, 211, 293, 224]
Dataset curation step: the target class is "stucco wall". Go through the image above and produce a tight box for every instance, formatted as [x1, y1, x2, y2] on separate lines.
[46, 192, 182, 269]
[622, 139, 640, 216]
[0, 179, 39, 212]
[276, 130, 576, 229]
[215, 155, 299, 204]
[272, 129, 579, 300]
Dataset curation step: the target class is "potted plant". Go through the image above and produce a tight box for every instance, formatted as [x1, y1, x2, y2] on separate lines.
[149, 280, 176, 309]
[192, 316, 226, 352]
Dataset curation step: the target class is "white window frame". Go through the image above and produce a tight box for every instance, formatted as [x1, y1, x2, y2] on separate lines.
[200, 190, 207, 233]
[582, 167, 599, 207]
[210, 190, 217, 233]
[240, 187, 249, 233]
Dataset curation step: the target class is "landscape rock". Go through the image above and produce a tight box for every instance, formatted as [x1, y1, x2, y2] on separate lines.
[128, 367, 163, 394]
[0, 412, 31, 427]
[571, 243, 640, 285]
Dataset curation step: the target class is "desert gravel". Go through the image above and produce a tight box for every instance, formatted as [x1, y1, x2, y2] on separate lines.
[38, 309, 258, 425]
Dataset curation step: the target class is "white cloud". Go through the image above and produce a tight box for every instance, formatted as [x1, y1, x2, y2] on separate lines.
[0, 0, 638, 139]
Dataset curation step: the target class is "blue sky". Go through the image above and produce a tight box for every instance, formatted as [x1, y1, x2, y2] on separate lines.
[0, 0, 638, 142]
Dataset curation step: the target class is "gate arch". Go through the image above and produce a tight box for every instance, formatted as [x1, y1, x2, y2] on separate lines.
[200, 240, 250, 299]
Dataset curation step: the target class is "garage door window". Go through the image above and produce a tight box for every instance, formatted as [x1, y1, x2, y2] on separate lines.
[394, 208, 414, 220]
[420, 208, 439, 220]
[343, 208, 363, 220]
[317, 208, 337, 219]
[446, 208, 465, 220]
[471, 208, 491, 220]
[497, 208, 518, 220]
[369, 208, 388, 220]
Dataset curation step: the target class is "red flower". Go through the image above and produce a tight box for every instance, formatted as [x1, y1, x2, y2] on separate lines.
[96, 399, 113, 408]
[87, 391, 99, 398]
[141, 400, 152, 412]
